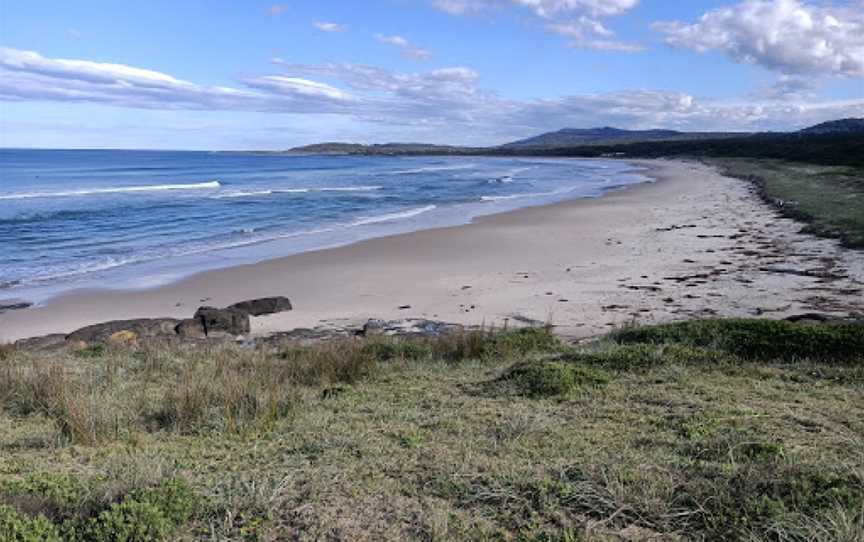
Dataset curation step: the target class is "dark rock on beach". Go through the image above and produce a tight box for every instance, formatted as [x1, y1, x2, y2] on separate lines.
[228, 296, 292, 316]
[194, 306, 251, 336]
[361, 318, 388, 336]
[66, 318, 181, 344]
[175, 318, 208, 339]
[14, 334, 67, 352]
[0, 300, 33, 313]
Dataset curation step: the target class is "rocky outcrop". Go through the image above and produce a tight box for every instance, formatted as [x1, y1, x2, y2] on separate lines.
[227, 297, 292, 317]
[66, 318, 181, 344]
[0, 300, 33, 313]
[13, 334, 67, 352]
[193, 306, 251, 336]
[56, 297, 284, 345]
[361, 319, 388, 336]
[175, 318, 207, 339]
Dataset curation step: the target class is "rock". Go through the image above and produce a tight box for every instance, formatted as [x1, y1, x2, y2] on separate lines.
[67, 340, 89, 350]
[175, 318, 207, 339]
[193, 307, 250, 336]
[227, 297, 292, 317]
[0, 299, 33, 313]
[67, 318, 180, 344]
[107, 330, 138, 347]
[361, 319, 388, 336]
[14, 334, 67, 352]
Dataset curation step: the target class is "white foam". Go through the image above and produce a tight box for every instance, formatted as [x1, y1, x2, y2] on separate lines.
[388, 164, 476, 175]
[213, 186, 382, 199]
[480, 187, 576, 202]
[352, 205, 437, 226]
[0, 180, 221, 200]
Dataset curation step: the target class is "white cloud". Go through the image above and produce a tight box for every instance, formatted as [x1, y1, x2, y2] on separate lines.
[754, 75, 820, 101]
[243, 76, 353, 101]
[374, 34, 432, 60]
[430, 0, 641, 51]
[0, 47, 349, 113]
[548, 18, 643, 51]
[513, 0, 638, 18]
[313, 21, 346, 32]
[2, 47, 862, 146]
[656, 0, 864, 77]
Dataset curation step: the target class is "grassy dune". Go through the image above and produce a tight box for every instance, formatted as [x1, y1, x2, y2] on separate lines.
[710, 159, 864, 249]
[1, 322, 863, 541]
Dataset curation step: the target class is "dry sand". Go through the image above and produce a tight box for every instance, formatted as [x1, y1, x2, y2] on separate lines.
[2, 159, 863, 343]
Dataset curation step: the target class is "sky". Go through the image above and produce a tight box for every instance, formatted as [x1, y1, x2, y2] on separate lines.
[1, 0, 863, 150]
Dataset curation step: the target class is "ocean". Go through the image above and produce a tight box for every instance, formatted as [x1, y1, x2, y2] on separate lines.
[0, 149, 649, 301]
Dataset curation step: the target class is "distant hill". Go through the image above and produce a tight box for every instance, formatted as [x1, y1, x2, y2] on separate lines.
[503, 127, 683, 148]
[283, 119, 863, 160]
[799, 118, 864, 135]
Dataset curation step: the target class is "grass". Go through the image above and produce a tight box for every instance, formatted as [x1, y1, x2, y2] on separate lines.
[1, 322, 862, 540]
[709, 158, 864, 248]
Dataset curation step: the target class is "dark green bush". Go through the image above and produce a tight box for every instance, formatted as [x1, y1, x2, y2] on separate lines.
[80, 500, 171, 542]
[361, 339, 433, 361]
[0, 504, 61, 542]
[433, 327, 565, 362]
[684, 463, 864, 539]
[569, 343, 731, 371]
[73, 345, 106, 359]
[0, 476, 197, 542]
[499, 361, 609, 397]
[613, 319, 864, 362]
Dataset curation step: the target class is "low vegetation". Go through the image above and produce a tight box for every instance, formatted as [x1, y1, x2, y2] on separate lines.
[1, 322, 862, 540]
[710, 158, 864, 248]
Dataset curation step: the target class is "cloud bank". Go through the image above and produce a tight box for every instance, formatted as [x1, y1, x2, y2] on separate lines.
[1, 46, 862, 145]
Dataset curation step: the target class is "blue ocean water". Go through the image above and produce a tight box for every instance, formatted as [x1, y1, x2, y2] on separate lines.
[0, 149, 649, 301]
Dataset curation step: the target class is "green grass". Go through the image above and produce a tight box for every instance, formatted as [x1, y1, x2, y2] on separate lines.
[611, 318, 864, 362]
[710, 158, 864, 248]
[1, 322, 862, 540]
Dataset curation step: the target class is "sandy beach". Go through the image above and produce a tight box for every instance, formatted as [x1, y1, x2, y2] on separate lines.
[2, 158, 863, 343]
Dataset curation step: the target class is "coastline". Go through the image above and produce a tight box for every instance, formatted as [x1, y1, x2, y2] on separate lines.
[2, 158, 863, 342]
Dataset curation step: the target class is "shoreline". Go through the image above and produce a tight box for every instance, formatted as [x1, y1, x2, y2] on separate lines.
[0, 156, 649, 307]
[2, 158, 863, 342]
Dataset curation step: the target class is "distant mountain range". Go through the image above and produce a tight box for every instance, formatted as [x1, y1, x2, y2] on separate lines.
[501, 127, 744, 148]
[286, 118, 864, 155]
[799, 118, 864, 135]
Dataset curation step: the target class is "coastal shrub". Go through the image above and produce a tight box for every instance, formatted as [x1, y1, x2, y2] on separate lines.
[567, 343, 731, 372]
[154, 363, 295, 434]
[0, 344, 15, 361]
[73, 345, 105, 359]
[612, 319, 864, 362]
[0, 363, 115, 445]
[82, 477, 198, 539]
[0, 505, 61, 542]
[0, 476, 197, 542]
[0, 473, 92, 523]
[280, 340, 379, 385]
[361, 338, 434, 361]
[432, 326, 564, 362]
[498, 361, 609, 398]
[682, 462, 864, 539]
[79, 500, 171, 542]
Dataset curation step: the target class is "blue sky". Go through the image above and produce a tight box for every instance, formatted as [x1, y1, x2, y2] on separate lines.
[1, 0, 862, 149]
